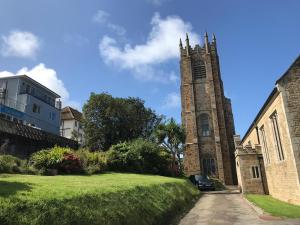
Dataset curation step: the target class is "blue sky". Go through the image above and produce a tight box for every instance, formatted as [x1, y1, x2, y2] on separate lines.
[0, 0, 300, 136]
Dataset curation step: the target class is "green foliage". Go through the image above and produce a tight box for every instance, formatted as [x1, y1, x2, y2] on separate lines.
[29, 147, 108, 175]
[0, 155, 27, 174]
[246, 194, 300, 218]
[0, 173, 200, 225]
[107, 139, 172, 175]
[76, 149, 107, 174]
[29, 146, 72, 171]
[153, 118, 185, 174]
[83, 92, 162, 151]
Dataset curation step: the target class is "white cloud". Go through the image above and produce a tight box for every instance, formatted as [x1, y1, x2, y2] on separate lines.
[93, 10, 110, 23]
[99, 13, 199, 82]
[0, 64, 80, 109]
[1, 30, 40, 58]
[163, 92, 181, 108]
[93, 10, 126, 36]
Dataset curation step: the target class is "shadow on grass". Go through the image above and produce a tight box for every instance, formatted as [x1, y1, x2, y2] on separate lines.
[0, 181, 32, 197]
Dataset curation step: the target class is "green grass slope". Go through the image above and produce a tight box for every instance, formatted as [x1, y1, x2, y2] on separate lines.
[246, 194, 300, 218]
[0, 173, 199, 225]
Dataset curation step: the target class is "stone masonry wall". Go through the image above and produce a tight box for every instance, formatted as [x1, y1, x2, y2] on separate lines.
[242, 91, 300, 205]
[235, 145, 266, 194]
[180, 38, 236, 184]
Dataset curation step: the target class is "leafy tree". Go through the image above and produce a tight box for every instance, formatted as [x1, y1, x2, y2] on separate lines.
[83, 93, 162, 151]
[153, 118, 185, 175]
[106, 139, 171, 175]
[71, 130, 79, 141]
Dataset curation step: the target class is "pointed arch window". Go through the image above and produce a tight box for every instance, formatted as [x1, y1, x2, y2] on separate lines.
[202, 158, 216, 176]
[193, 60, 206, 79]
[200, 114, 210, 136]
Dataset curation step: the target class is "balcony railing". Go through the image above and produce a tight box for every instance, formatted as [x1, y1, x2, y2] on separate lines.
[0, 96, 26, 112]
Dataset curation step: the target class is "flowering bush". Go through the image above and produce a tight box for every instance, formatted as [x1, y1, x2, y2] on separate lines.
[60, 152, 82, 173]
[29, 147, 108, 175]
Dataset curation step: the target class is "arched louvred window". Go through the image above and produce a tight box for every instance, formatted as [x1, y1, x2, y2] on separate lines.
[193, 60, 206, 79]
[202, 158, 216, 176]
[200, 114, 210, 136]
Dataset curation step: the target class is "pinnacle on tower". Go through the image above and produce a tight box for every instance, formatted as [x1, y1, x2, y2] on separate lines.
[212, 33, 216, 42]
[186, 33, 190, 56]
[204, 32, 209, 54]
[179, 38, 183, 49]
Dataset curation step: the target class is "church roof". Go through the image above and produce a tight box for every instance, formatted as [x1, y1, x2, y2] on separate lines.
[241, 53, 300, 144]
[276, 54, 300, 84]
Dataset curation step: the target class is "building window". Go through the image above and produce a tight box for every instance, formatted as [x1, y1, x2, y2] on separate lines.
[26, 84, 30, 93]
[259, 126, 270, 164]
[202, 158, 216, 175]
[200, 114, 210, 136]
[33, 104, 38, 113]
[32, 104, 40, 113]
[51, 112, 56, 120]
[270, 111, 284, 161]
[251, 166, 260, 178]
[193, 60, 206, 79]
[75, 121, 78, 127]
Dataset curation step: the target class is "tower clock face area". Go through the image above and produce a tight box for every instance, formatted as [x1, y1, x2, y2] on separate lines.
[180, 33, 237, 185]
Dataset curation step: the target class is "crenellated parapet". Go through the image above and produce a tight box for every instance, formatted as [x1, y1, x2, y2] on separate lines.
[235, 144, 262, 156]
[179, 33, 217, 58]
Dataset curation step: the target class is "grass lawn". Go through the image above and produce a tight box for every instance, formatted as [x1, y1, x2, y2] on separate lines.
[245, 194, 300, 218]
[0, 173, 199, 225]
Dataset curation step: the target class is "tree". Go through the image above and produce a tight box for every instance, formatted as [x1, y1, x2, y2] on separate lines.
[153, 118, 186, 175]
[106, 139, 172, 176]
[83, 93, 162, 151]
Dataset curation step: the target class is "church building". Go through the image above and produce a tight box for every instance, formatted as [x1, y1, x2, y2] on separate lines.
[180, 33, 237, 185]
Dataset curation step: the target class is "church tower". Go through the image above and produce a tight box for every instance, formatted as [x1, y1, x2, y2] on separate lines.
[180, 33, 237, 185]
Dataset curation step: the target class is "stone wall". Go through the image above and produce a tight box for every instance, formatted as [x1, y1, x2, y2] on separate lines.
[242, 89, 300, 205]
[235, 145, 267, 194]
[180, 36, 236, 184]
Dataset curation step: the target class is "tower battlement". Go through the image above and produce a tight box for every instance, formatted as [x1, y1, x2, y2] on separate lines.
[180, 32, 237, 184]
[180, 33, 217, 57]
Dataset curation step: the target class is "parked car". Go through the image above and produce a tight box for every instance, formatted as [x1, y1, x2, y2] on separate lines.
[189, 175, 215, 191]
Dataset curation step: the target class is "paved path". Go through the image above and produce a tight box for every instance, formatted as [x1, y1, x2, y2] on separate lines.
[179, 192, 300, 225]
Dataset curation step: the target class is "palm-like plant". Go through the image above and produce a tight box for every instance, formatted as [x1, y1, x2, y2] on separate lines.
[153, 118, 185, 175]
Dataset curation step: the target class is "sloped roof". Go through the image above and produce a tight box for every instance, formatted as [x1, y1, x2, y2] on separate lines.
[276, 54, 300, 84]
[241, 53, 300, 144]
[0, 117, 78, 148]
[61, 106, 83, 121]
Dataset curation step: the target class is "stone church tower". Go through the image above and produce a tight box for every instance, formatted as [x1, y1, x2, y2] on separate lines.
[180, 33, 237, 185]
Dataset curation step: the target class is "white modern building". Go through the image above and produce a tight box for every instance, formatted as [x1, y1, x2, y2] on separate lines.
[0, 75, 61, 135]
[60, 106, 84, 145]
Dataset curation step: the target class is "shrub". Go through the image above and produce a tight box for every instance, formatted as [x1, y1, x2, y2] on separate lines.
[0, 155, 27, 174]
[107, 139, 172, 176]
[29, 146, 82, 174]
[29, 147, 108, 175]
[60, 153, 82, 174]
[29, 146, 71, 170]
[75, 149, 107, 174]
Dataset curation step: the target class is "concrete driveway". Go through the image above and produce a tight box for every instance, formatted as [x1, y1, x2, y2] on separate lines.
[179, 192, 300, 225]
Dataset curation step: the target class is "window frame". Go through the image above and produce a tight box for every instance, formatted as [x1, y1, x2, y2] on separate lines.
[202, 158, 216, 176]
[251, 165, 260, 179]
[270, 111, 285, 161]
[199, 113, 210, 137]
[259, 125, 270, 164]
[193, 60, 206, 79]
